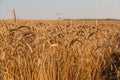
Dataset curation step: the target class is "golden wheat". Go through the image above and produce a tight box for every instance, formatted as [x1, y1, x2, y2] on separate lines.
[0, 20, 119, 80]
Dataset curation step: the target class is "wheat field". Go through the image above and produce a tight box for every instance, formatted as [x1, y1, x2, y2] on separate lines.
[0, 20, 120, 80]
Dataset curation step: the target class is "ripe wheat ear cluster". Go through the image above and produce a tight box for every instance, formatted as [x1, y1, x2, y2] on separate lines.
[0, 20, 120, 80]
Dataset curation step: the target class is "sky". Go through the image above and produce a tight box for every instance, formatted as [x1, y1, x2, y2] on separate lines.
[0, 0, 120, 19]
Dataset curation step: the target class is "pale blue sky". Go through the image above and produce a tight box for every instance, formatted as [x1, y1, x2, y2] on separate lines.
[0, 0, 120, 19]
